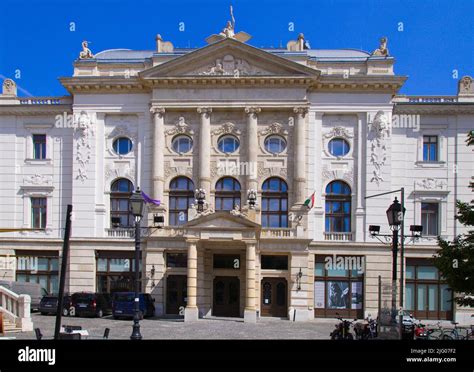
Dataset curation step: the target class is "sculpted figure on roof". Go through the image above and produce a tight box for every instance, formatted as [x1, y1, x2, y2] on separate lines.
[371, 37, 389, 57]
[79, 41, 94, 60]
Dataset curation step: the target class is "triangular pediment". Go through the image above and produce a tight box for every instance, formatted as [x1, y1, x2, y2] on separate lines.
[140, 38, 320, 78]
[184, 211, 260, 230]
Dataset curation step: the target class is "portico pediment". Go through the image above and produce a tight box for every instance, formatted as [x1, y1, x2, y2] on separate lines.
[140, 38, 320, 79]
[184, 211, 260, 230]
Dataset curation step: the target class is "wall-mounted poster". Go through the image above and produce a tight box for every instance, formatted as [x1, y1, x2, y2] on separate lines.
[351, 281, 363, 309]
[327, 281, 349, 309]
[314, 281, 325, 309]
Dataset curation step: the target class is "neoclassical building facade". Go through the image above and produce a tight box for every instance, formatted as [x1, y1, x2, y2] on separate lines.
[0, 27, 473, 323]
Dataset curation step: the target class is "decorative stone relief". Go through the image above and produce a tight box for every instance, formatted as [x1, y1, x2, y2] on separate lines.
[258, 122, 288, 137]
[23, 174, 53, 186]
[104, 163, 135, 185]
[322, 164, 353, 185]
[322, 126, 354, 158]
[74, 112, 95, 182]
[165, 118, 194, 136]
[192, 55, 270, 76]
[212, 122, 241, 136]
[164, 160, 193, 179]
[108, 124, 136, 139]
[414, 178, 447, 191]
[368, 111, 389, 185]
[257, 161, 287, 180]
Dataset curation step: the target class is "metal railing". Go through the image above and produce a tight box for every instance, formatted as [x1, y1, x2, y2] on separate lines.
[19, 96, 72, 105]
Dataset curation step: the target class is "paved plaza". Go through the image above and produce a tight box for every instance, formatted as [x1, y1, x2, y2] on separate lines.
[13, 313, 335, 340]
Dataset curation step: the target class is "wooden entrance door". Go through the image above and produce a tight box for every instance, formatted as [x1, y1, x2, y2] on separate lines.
[261, 278, 288, 317]
[166, 275, 187, 315]
[213, 276, 240, 317]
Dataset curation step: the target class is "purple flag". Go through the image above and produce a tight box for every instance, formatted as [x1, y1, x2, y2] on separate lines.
[141, 191, 161, 206]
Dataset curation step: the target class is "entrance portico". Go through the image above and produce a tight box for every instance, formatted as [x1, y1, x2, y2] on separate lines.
[182, 212, 260, 322]
[145, 210, 311, 322]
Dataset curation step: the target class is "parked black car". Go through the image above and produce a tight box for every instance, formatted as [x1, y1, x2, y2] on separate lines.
[71, 292, 112, 318]
[39, 295, 73, 316]
[112, 292, 155, 319]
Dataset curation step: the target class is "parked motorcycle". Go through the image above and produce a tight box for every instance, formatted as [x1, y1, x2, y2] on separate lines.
[413, 321, 429, 340]
[330, 313, 355, 340]
[353, 314, 378, 340]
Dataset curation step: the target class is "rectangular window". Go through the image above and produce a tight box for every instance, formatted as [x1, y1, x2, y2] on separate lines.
[261, 255, 288, 270]
[421, 202, 439, 236]
[213, 254, 240, 269]
[314, 255, 364, 318]
[423, 135, 438, 162]
[31, 197, 47, 229]
[405, 259, 453, 320]
[166, 253, 187, 268]
[96, 252, 137, 293]
[33, 134, 46, 160]
[16, 254, 59, 295]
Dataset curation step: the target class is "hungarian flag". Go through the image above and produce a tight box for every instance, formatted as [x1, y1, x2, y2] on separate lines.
[304, 192, 315, 209]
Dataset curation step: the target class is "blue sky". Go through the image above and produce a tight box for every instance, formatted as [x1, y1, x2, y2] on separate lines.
[1, 0, 473, 97]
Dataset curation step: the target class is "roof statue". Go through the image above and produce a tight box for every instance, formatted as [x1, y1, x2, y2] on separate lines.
[2, 79, 17, 96]
[371, 37, 389, 57]
[79, 40, 94, 59]
[287, 33, 310, 51]
[155, 34, 174, 53]
[205, 5, 252, 44]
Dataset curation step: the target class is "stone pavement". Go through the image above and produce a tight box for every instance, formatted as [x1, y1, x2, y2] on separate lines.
[14, 313, 336, 340]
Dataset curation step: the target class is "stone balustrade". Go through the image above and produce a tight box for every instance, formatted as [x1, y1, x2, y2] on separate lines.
[0, 285, 33, 332]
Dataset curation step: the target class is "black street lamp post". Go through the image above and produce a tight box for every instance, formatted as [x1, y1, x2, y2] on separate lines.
[386, 197, 404, 324]
[129, 187, 144, 340]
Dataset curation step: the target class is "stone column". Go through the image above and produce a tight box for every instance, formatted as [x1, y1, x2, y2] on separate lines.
[245, 107, 261, 191]
[151, 107, 165, 203]
[244, 241, 257, 323]
[184, 240, 199, 321]
[355, 112, 366, 242]
[293, 107, 308, 204]
[197, 107, 212, 198]
[313, 112, 325, 241]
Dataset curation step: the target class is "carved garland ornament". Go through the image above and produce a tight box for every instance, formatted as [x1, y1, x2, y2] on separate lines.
[369, 111, 389, 185]
[258, 122, 288, 137]
[415, 178, 447, 191]
[74, 112, 95, 182]
[322, 164, 353, 185]
[23, 174, 53, 186]
[165, 118, 194, 137]
[164, 160, 193, 179]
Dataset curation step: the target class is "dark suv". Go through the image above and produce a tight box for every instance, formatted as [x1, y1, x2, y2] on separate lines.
[112, 292, 155, 319]
[39, 294, 73, 316]
[71, 292, 112, 318]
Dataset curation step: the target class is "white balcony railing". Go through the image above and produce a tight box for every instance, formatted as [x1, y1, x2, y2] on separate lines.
[261, 228, 297, 238]
[324, 232, 354, 241]
[0, 285, 33, 332]
[106, 228, 134, 238]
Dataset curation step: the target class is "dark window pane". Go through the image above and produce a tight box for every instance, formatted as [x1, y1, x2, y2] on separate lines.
[167, 253, 187, 268]
[261, 256, 288, 270]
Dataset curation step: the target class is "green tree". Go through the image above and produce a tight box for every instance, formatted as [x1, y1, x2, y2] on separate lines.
[433, 130, 474, 307]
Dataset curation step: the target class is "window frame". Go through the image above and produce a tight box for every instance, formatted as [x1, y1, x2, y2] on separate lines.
[422, 135, 439, 162]
[112, 137, 133, 155]
[172, 135, 193, 154]
[217, 135, 240, 154]
[215, 177, 241, 211]
[328, 137, 350, 157]
[169, 176, 195, 226]
[325, 181, 352, 233]
[261, 177, 288, 228]
[110, 178, 134, 228]
[31, 197, 47, 229]
[264, 135, 287, 154]
[32, 134, 47, 160]
[421, 202, 440, 236]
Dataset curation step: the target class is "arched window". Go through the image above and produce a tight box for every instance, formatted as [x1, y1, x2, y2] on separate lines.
[325, 181, 351, 232]
[215, 177, 241, 211]
[169, 177, 194, 226]
[110, 178, 134, 227]
[262, 177, 288, 228]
